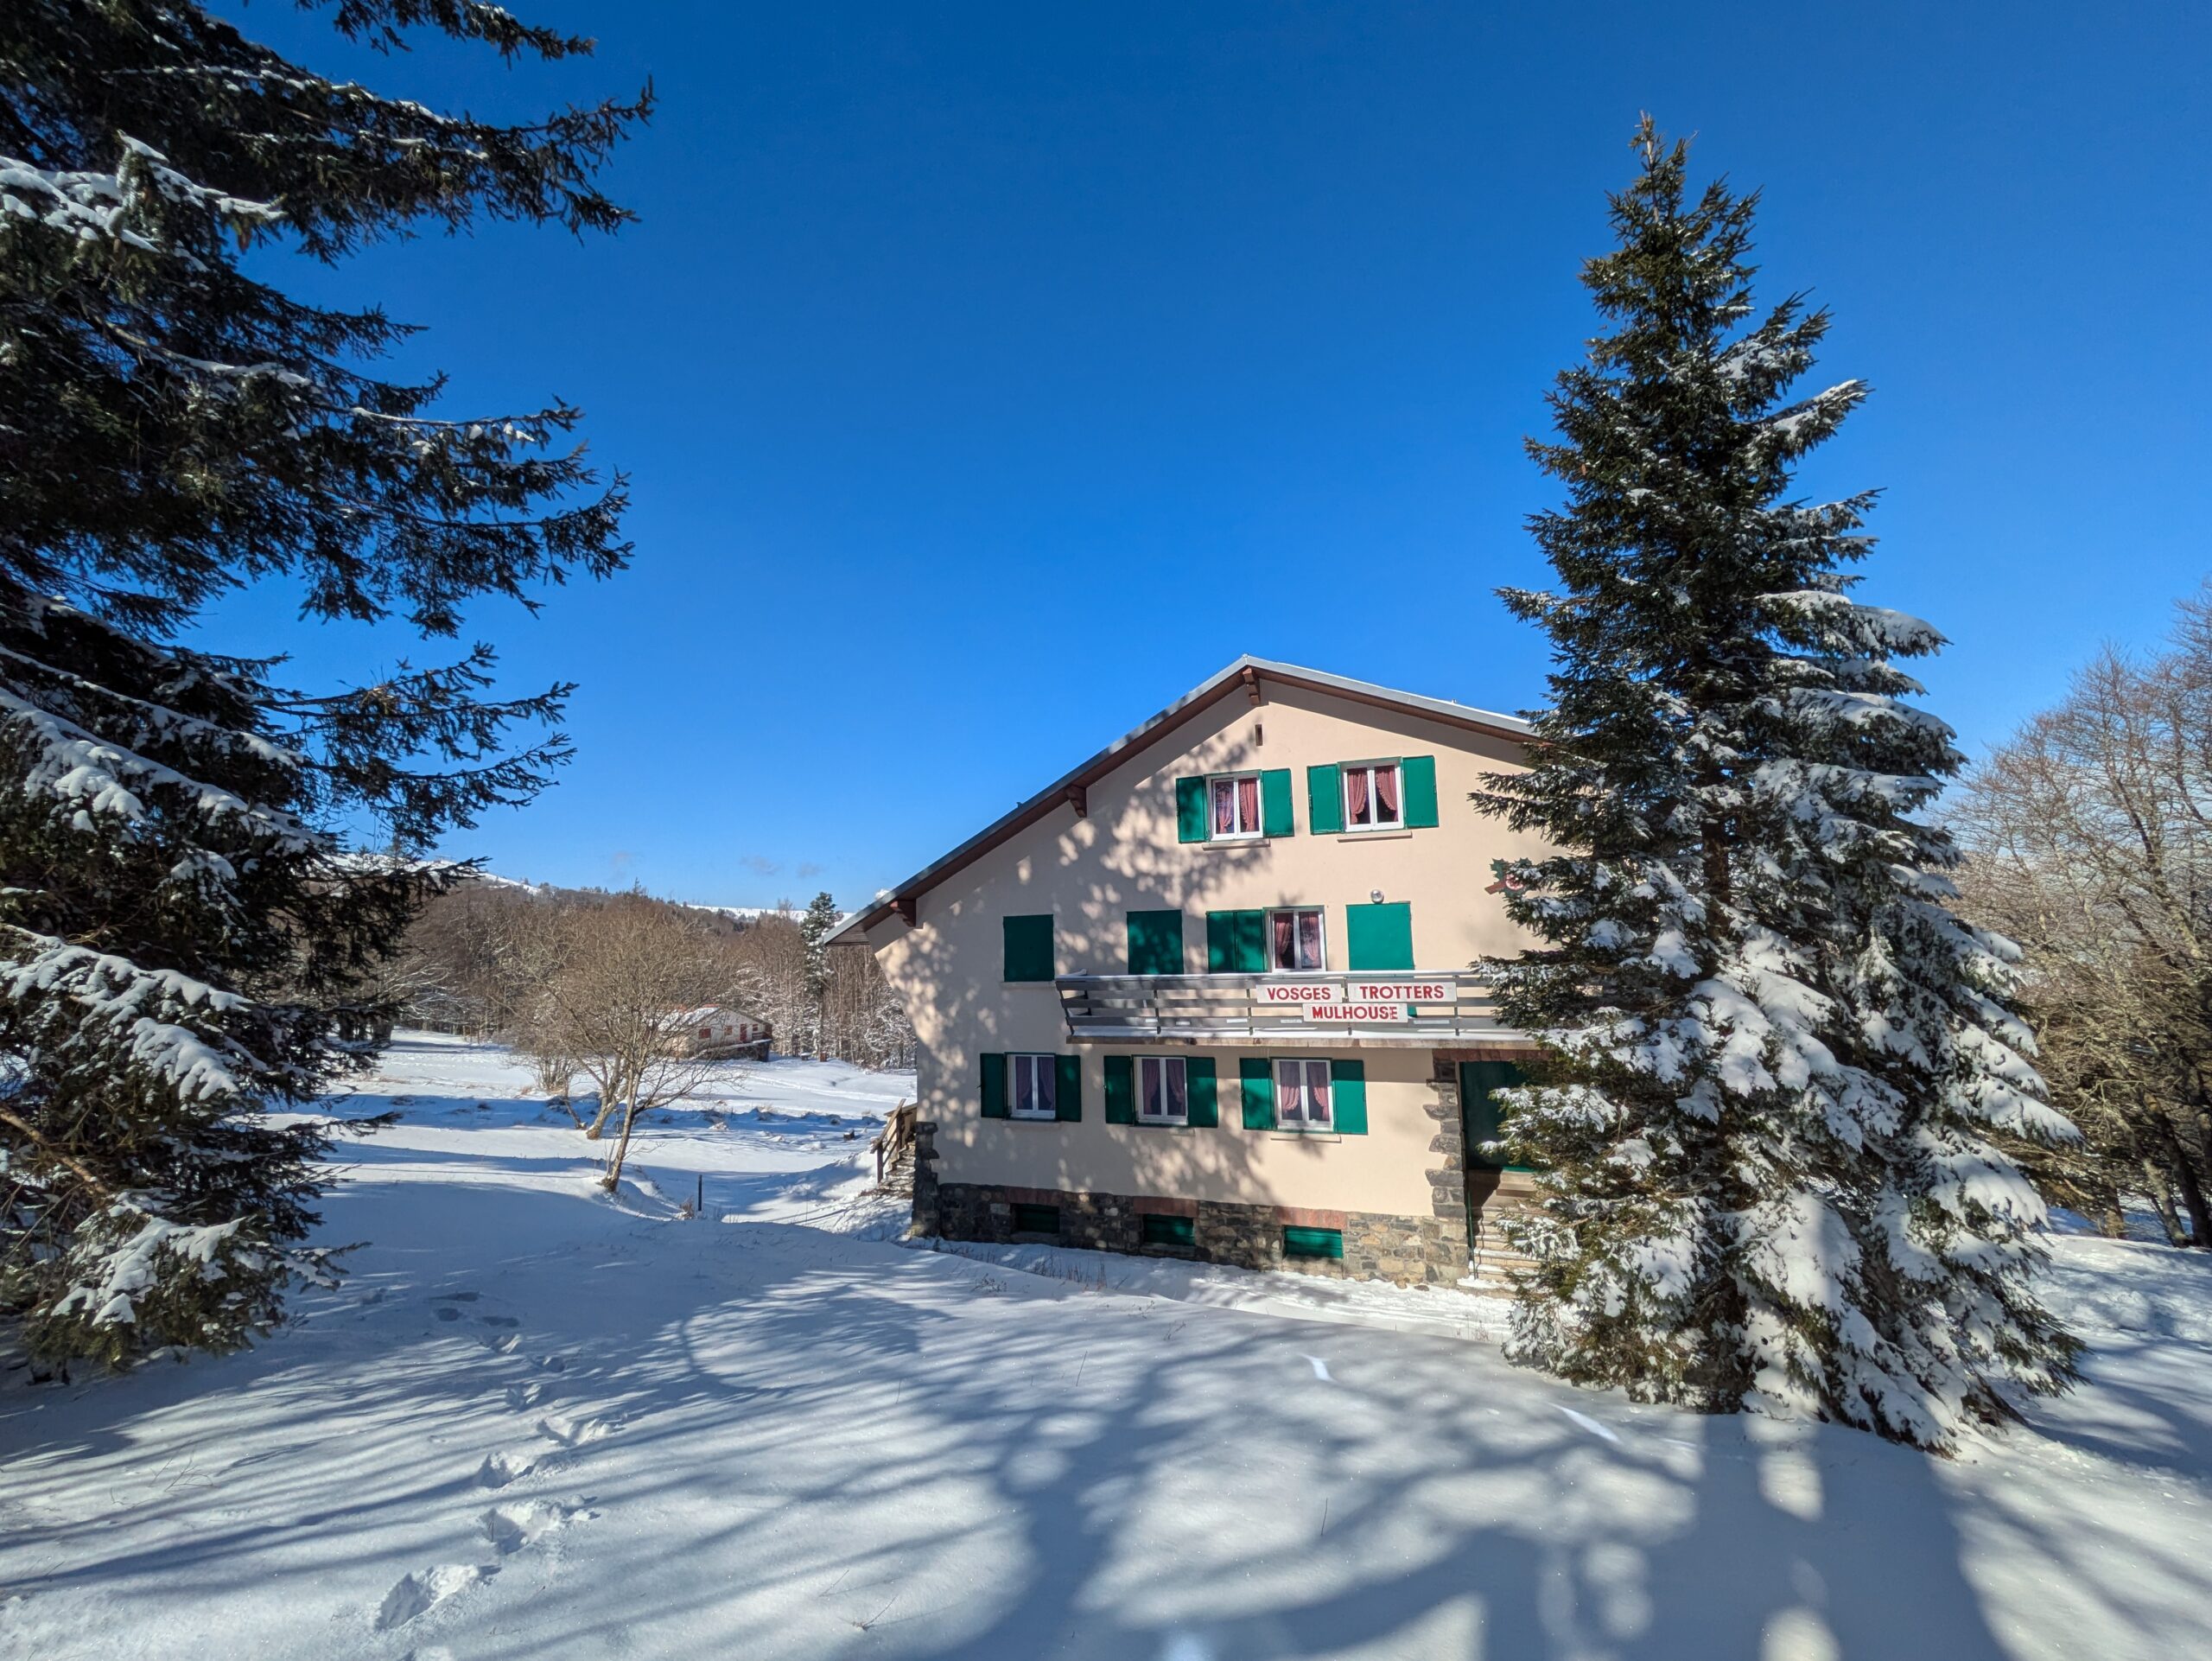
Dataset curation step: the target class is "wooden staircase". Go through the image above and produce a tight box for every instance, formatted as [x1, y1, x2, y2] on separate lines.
[871, 1104, 918, 1194]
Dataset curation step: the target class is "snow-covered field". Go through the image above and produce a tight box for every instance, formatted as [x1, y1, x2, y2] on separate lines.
[3, 1034, 2210, 1661]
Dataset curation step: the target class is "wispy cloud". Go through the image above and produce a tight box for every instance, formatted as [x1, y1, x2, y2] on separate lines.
[609, 850, 637, 876]
[797, 862, 826, 879]
[740, 854, 781, 876]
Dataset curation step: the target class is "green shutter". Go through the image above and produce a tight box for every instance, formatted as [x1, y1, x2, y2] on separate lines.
[1261, 768, 1295, 837]
[980, 1053, 1008, 1118]
[1002, 914, 1054, 982]
[1401, 755, 1440, 829]
[1055, 1054, 1082, 1121]
[1282, 1225, 1344, 1260]
[1205, 909, 1266, 973]
[1461, 1060, 1532, 1171]
[1307, 765, 1344, 835]
[1104, 1054, 1135, 1124]
[1344, 901, 1414, 971]
[1330, 1059, 1367, 1135]
[1127, 910, 1185, 975]
[1186, 1057, 1218, 1127]
[1239, 1056, 1275, 1130]
[1176, 777, 1209, 843]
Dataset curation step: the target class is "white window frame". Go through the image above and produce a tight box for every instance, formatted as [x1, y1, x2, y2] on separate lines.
[1009, 1053, 1058, 1121]
[1339, 760, 1404, 832]
[1267, 907, 1327, 972]
[1207, 771, 1265, 842]
[1137, 1055, 1189, 1125]
[1275, 1057, 1333, 1130]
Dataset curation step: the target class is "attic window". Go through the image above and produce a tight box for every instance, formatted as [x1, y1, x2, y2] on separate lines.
[1210, 773, 1263, 840]
[1342, 761, 1402, 830]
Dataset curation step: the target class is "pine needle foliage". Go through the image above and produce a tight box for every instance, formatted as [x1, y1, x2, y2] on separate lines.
[0, 2, 648, 1369]
[1475, 119, 2079, 1449]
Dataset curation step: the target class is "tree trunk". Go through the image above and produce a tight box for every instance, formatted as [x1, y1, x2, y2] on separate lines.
[2141, 1156, 2187, 1245]
[602, 1100, 641, 1192]
[2153, 1116, 2212, 1246]
[582, 1067, 628, 1139]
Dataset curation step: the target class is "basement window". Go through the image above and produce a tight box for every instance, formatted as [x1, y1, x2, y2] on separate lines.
[1141, 1212, 1196, 1249]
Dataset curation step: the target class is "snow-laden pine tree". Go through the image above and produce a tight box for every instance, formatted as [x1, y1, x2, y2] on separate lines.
[1476, 120, 2078, 1449]
[0, 3, 646, 1369]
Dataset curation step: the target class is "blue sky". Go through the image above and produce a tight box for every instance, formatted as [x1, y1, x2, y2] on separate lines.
[214, 1, 2210, 907]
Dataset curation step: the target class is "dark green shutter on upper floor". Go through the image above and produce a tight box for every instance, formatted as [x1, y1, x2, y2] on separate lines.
[1002, 914, 1054, 982]
[1329, 1059, 1367, 1135]
[1239, 1056, 1275, 1130]
[1206, 909, 1268, 973]
[1127, 910, 1185, 976]
[1307, 765, 1344, 835]
[1401, 754, 1440, 829]
[1260, 768, 1295, 837]
[1056, 1054, 1083, 1122]
[980, 1052, 1007, 1118]
[1175, 777, 1209, 843]
[1345, 901, 1414, 971]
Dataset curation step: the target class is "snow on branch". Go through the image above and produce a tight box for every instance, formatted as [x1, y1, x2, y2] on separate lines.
[0, 688, 320, 851]
[0, 139, 283, 251]
[1764, 589, 1947, 657]
[1, 932, 255, 1104]
[49, 1200, 247, 1330]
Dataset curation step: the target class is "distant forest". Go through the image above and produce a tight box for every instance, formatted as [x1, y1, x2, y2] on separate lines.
[386, 878, 914, 1070]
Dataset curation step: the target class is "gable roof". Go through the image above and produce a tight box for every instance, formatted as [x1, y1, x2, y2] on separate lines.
[824, 656, 1531, 945]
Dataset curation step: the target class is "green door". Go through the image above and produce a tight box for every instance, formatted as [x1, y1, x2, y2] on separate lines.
[1459, 1060, 1529, 1172]
[1459, 1059, 1528, 1257]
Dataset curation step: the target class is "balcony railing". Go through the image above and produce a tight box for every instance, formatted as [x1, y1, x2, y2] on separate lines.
[1055, 971, 1523, 1047]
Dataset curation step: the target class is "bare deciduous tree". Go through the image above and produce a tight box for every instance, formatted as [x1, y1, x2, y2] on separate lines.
[509, 894, 756, 1191]
[1955, 589, 2212, 1244]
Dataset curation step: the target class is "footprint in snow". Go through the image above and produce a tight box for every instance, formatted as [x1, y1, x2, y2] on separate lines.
[477, 1333, 521, 1355]
[477, 1314, 520, 1328]
[434, 1307, 462, 1322]
[505, 1380, 550, 1411]
[480, 1499, 591, 1554]
[434, 1291, 480, 1303]
[374, 1563, 494, 1630]
[475, 1449, 543, 1489]
[536, 1411, 620, 1448]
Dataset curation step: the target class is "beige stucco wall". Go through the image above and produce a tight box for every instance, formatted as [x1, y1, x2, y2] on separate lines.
[857, 680, 1550, 1218]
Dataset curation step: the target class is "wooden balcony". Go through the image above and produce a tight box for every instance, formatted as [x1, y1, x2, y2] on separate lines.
[1055, 971, 1525, 1047]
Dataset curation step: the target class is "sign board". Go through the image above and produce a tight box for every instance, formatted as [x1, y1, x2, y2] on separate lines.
[1252, 980, 1452, 1023]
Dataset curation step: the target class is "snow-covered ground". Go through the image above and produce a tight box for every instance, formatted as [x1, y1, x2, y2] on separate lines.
[3, 1033, 2210, 1660]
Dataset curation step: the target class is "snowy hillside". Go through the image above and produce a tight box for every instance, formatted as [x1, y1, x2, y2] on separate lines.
[2, 1034, 2209, 1660]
